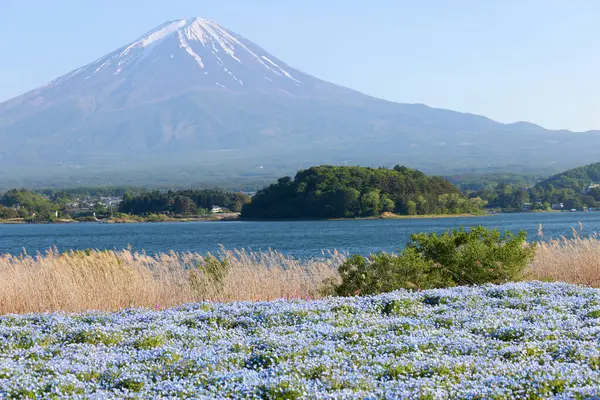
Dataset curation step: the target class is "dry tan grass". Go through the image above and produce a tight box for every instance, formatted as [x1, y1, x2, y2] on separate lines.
[0, 247, 343, 314]
[4, 225, 600, 315]
[527, 228, 600, 287]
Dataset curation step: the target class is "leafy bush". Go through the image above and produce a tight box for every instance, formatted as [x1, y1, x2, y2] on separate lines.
[335, 249, 447, 296]
[335, 226, 535, 296]
[409, 226, 536, 286]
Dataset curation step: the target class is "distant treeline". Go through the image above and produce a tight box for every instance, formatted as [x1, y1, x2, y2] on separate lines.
[118, 190, 250, 215]
[242, 165, 485, 219]
[465, 162, 600, 211]
[0, 188, 251, 221]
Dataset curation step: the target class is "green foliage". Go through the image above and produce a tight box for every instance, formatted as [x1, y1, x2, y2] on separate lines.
[537, 162, 600, 192]
[381, 195, 395, 213]
[0, 189, 58, 221]
[119, 189, 250, 215]
[335, 249, 447, 296]
[69, 330, 122, 346]
[446, 173, 543, 192]
[466, 162, 600, 211]
[586, 310, 600, 319]
[335, 226, 535, 296]
[528, 162, 600, 209]
[408, 226, 536, 286]
[115, 379, 145, 392]
[360, 190, 381, 217]
[40, 186, 146, 203]
[406, 200, 417, 215]
[0, 205, 20, 219]
[242, 165, 480, 219]
[133, 335, 167, 350]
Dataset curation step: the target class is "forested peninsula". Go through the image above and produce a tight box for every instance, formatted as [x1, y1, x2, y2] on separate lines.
[241, 165, 485, 219]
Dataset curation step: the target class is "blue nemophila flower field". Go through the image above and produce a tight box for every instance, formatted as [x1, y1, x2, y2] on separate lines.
[2, 282, 600, 399]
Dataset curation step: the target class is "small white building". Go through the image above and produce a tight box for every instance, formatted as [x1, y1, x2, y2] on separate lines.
[211, 206, 223, 213]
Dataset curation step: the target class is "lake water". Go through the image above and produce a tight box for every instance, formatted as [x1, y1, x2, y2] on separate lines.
[0, 212, 599, 259]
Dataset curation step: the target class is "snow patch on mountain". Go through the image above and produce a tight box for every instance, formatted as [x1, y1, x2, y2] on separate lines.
[186, 19, 243, 63]
[177, 30, 205, 68]
[261, 56, 300, 83]
[141, 20, 187, 48]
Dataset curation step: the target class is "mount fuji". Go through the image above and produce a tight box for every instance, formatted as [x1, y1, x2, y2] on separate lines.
[0, 17, 599, 185]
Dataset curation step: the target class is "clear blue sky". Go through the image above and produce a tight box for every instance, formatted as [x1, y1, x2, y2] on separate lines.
[1, 0, 599, 131]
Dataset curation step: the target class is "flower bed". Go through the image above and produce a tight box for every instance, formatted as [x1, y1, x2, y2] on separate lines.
[1, 282, 600, 398]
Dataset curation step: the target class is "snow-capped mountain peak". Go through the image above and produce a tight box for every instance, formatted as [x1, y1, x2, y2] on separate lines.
[37, 17, 304, 94]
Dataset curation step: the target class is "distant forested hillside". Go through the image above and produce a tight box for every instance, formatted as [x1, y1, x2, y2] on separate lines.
[241, 165, 485, 219]
[445, 173, 544, 192]
[536, 162, 600, 191]
[465, 162, 600, 211]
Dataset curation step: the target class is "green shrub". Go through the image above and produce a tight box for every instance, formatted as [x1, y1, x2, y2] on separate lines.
[335, 226, 535, 296]
[408, 226, 535, 286]
[335, 248, 450, 296]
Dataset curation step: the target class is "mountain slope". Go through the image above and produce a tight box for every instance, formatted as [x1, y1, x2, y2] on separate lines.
[0, 17, 599, 186]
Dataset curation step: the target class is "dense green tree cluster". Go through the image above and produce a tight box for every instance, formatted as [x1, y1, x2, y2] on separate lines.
[242, 165, 485, 219]
[0, 189, 58, 221]
[118, 190, 250, 216]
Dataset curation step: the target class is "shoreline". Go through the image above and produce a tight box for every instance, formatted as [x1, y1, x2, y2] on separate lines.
[1, 210, 591, 225]
[0, 215, 241, 225]
[370, 212, 486, 220]
[208, 212, 489, 222]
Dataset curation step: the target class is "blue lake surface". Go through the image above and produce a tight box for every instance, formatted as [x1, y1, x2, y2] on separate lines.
[0, 212, 598, 258]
